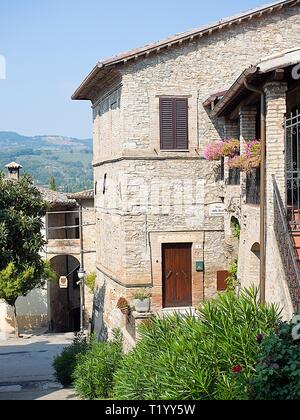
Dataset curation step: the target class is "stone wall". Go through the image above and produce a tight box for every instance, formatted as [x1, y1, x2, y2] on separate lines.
[90, 5, 300, 335]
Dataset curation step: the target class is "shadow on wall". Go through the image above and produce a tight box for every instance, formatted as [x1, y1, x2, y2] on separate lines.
[5, 288, 48, 333]
[92, 282, 108, 342]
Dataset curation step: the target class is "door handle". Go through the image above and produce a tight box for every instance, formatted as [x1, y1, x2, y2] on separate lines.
[166, 271, 172, 280]
[181, 270, 187, 279]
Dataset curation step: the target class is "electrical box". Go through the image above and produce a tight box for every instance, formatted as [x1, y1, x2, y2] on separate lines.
[196, 261, 204, 272]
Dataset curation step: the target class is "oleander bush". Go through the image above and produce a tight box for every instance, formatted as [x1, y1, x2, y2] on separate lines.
[112, 288, 280, 400]
[73, 330, 123, 400]
[248, 319, 300, 400]
[53, 332, 88, 386]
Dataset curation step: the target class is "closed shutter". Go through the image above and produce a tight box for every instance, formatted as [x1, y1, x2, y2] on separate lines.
[175, 98, 188, 150]
[160, 97, 188, 150]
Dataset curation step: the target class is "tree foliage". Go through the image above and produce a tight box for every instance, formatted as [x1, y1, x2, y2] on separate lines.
[0, 172, 55, 308]
[49, 176, 56, 191]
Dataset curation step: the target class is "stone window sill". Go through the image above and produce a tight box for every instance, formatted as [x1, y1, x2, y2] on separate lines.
[160, 150, 190, 153]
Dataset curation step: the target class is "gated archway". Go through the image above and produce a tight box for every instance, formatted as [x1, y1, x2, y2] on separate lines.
[49, 255, 80, 333]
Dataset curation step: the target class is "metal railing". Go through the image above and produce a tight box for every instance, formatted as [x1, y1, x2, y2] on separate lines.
[286, 110, 300, 231]
[273, 177, 300, 312]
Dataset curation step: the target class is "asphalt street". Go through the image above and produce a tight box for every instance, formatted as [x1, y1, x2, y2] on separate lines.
[0, 332, 77, 400]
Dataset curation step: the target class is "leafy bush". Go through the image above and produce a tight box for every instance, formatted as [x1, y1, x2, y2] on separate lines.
[85, 272, 97, 293]
[112, 288, 280, 400]
[226, 259, 239, 291]
[133, 290, 152, 301]
[73, 331, 123, 400]
[248, 319, 300, 400]
[53, 332, 88, 386]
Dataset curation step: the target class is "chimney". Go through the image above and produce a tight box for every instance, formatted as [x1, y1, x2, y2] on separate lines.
[5, 162, 22, 181]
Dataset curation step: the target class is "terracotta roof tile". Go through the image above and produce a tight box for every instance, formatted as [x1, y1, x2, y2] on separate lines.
[67, 189, 94, 200]
[73, 0, 298, 100]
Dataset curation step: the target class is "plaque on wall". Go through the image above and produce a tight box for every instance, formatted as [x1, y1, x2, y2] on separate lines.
[208, 203, 225, 217]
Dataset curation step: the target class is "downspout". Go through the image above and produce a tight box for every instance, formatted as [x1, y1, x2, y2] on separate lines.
[78, 202, 85, 331]
[244, 79, 266, 305]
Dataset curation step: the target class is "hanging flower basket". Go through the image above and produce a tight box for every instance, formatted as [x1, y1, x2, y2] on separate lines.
[228, 140, 261, 173]
[204, 139, 240, 161]
[203, 141, 224, 161]
[221, 139, 240, 158]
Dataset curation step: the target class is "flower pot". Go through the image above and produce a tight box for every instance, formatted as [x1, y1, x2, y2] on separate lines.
[133, 298, 150, 313]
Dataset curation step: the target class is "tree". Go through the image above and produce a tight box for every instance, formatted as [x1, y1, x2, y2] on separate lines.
[49, 175, 56, 191]
[0, 173, 56, 336]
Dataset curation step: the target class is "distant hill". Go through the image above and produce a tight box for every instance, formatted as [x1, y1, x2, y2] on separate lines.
[0, 132, 93, 193]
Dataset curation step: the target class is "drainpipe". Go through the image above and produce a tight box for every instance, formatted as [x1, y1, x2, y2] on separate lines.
[244, 80, 266, 305]
[78, 202, 86, 331]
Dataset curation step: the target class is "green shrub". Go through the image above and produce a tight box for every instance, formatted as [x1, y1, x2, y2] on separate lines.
[53, 332, 88, 386]
[112, 288, 280, 400]
[85, 272, 97, 293]
[248, 319, 300, 400]
[226, 259, 239, 291]
[73, 330, 123, 400]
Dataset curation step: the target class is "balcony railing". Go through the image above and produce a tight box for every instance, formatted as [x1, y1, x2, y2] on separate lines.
[273, 177, 300, 313]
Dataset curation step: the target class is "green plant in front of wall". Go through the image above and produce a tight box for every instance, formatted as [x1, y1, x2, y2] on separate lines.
[73, 330, 123, 400]
[231, 218, 241, 240]
[226, 259, 239, 291]
[85, 272, 96, 293]
[53, 331, 88, 386]
[247, 319, 300, 400]
[112, 287, 280, 401]
[133, 291, 152, 301]
[0, 172, 56, 337]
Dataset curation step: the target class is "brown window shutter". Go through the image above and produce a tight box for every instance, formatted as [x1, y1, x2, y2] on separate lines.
[160, 98, 175, 150]
[217, 271, 230, 291]
[175, 98, 188, 150]
[160, 97, 188, 150]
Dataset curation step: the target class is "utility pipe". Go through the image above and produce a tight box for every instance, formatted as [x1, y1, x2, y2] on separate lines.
[78, 203, 86, 331]
[244, 80, 266, 305]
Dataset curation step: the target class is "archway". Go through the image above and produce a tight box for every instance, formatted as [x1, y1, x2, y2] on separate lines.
[49, 255, 80, 333]
[230, 217, 241, 240]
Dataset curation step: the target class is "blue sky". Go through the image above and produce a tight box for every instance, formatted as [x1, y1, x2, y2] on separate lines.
[0, 0, 268, 138]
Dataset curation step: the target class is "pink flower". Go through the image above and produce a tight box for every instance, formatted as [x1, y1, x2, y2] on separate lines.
[245, 140, 261, 159]
[203, 141, 224, 161]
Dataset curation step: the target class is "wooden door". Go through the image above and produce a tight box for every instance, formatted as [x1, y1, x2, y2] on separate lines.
[162, 243, 192, 308]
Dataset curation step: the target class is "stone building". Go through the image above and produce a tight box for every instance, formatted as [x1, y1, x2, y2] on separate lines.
[73, 0, 300, 341]
[0, 163, 96, 336]
[209, 48, 300, 320]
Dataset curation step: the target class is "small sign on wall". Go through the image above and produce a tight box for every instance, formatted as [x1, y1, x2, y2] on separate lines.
[208, 203, 225, 217]
[59, 276, 68, 289]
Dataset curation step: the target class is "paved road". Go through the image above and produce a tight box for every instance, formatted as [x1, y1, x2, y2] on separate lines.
[0, 333, 77, 400]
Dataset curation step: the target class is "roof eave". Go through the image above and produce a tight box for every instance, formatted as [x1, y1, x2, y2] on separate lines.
[72, 64, 104, 101]
[72, 0, 299, 102]
[211, 67, 260, 118]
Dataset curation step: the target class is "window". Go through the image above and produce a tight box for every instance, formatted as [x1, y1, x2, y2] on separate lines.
[75, 218, 80, 239]
[103, 174, 107, 195]
[160, 97, 189, 150]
